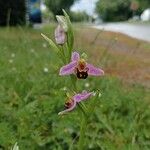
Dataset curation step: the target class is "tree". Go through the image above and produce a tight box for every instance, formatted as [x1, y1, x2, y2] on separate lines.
[96, 0, 150, 22]
[136, 0, 150, 11]
[95, 0, 132, 22]
[70, 11, 89, 22]
[45, 0, 79, 16]
[0, 0, 26, 26]
[130, 0, 150, 16]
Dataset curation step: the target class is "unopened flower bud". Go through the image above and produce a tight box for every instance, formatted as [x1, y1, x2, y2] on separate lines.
[55, 25, 66, 45]
[56, 15, 68, 32]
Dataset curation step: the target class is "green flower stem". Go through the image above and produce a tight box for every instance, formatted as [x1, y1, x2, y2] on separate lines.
[78, 113, 88, 150]
[78, 92, 101, 150]
[78, 103, 88, 117]
[59, 45, 66, 63]
[64, 43, 71, 63]
[69, 75, 88, 150]
[70, 75, 77, 90]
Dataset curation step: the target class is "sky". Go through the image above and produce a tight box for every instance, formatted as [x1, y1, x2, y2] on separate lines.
[71, 0, 98, 16]
[41, 0, 98, 16]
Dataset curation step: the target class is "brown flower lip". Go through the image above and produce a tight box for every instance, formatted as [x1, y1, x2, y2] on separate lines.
[65, 99, 74, 109]
[76, 68, 88, 79]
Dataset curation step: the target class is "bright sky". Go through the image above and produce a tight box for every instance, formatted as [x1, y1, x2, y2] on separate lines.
[71, 0, 98, 16]
[41, 0, 98, 16]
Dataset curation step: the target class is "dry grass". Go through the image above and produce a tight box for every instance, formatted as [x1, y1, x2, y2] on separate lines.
[74, 27, 150, 87]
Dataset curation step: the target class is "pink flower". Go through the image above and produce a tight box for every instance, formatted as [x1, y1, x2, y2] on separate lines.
[58, 91, 93, 115]
[55, 25, 66, 45]
[59, 51, 104, 79]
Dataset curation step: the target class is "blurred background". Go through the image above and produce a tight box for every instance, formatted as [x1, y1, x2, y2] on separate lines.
[0, 0, 150, 25]
[0, 0, 150, 150]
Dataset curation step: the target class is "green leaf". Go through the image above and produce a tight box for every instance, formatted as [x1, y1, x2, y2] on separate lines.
[41, 33, 59, 52]
[62, 9, 74, 61]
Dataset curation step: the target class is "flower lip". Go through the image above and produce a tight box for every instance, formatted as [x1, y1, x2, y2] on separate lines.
[58, 99, 77, 115]
[75, 59, 89, 79]
[64, 99, 74, 109]
[76, 68, 88, 79]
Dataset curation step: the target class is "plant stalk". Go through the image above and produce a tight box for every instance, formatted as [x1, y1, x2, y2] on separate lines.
[78, 114, 87, 150]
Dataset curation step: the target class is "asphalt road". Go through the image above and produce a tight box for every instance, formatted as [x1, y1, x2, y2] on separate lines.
[93, 22, 150, 42]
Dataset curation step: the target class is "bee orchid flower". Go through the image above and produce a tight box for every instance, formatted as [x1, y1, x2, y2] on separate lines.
[59, 51, 104, 79]
[58, 91, 93, 115]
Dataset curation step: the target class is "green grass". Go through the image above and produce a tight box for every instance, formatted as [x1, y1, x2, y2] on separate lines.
[0, 26, 150, 150]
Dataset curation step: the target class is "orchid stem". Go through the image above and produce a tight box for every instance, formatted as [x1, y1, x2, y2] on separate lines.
[70, 75, 77, 90]
[59, 45, 66, 63]
[69, 75, 87, 150]
[78, 113, 87, 150]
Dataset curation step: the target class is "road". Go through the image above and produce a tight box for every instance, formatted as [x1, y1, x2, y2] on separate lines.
[93, 22, 150, 42]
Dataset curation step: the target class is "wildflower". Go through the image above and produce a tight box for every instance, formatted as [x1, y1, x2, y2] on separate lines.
[85, 82, 90, 88]
[43, 67, 49, 73]
[55, 25, 66, 45]
[58, 91, 93, 115]
[30, 49, 35, 53]
[59, 51, 104, 79]
[11, 53, 15, 58]
[9, 59, 13, 63]
[62, 86, 67, 91]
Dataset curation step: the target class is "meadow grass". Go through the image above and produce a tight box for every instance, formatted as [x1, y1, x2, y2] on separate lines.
[0, 26, 150, 150]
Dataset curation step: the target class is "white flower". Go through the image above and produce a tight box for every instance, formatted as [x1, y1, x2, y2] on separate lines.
[9, 59, 13, 63]
[43, 67, 49, 73]
[11, 53, 15, 58]
[63, 87, 67, 91]
[30, 49, 35, 53]
[93, 92, 96, 96]
[85, 83, 90, 88]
